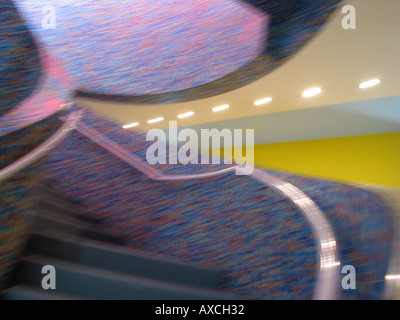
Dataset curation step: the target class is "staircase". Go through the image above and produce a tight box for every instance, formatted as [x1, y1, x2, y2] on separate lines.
[1, 186, 234, 300]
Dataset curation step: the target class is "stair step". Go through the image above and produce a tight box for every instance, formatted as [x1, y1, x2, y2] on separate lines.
[36, 197, 100, 225]
[31, 215, 121, 244]
[27, 230, 222, 290]
[1, 285, 80, 300]
[39, 183, 80, 205]
[35, 209, 96, 229]
[16, 255, 235, 300]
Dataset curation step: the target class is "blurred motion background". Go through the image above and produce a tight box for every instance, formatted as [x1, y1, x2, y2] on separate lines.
[0, 0, 399, 300]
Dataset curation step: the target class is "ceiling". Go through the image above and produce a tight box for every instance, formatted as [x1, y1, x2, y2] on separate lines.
[78, 0, 400, 136]
[177, 95, 400, 146]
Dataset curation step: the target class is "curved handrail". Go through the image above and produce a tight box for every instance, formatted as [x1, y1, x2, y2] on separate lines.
[0, 110, 82, 183]
[76, 121, 242, 180]
[250, 169, 339, 300]
[76, 121, 340, 299]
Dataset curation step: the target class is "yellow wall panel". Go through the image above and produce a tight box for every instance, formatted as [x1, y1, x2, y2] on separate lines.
[251, 132, 400, 188]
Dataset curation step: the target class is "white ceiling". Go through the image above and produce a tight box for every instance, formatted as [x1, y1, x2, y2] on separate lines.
[77, 0, 400, 137]
[175, 95, 400, 146]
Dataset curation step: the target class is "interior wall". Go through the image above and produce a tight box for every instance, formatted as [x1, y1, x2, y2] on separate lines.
[41, 106, 395, 299]
[251, 131, 400, 188]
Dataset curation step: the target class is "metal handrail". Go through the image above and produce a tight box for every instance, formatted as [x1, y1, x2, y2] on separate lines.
[0, 110, 82, 183]
[76, 121, 241, 181]
[76, 121, 340, 299]
[0, 110, 339, 299]
[251, 169, 339, 300]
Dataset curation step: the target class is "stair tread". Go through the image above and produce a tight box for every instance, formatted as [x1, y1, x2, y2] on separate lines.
[2, 284, 81, 300]
[36, 197, 100, 224]
[29, 229, 222, 279]
[7, 189, 230, 300]
[39, 183, 80, 205]
[38, 196, 81, 212]
[19, 255, 235, 300]
[31, 215, 121, 244]
[34, 209, 95, 229]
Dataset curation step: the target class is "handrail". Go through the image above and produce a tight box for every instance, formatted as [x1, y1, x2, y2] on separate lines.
[0, 110, 82, 183]
[76, 121, 242, 180]
[251, 169, 339, 300]
[0, 110, 339, 299]
[76, 121, 340, 299]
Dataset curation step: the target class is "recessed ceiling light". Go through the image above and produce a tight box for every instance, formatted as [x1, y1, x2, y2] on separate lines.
[254, 97, 272, 106]
[122, 122, 139, 129]
[178, 111, 194, 119]
[147, 117, 164, 124]
[385, 274, 400, 280]
[212, 104, 230, 112]
[359, 78, 380, 89]
[302, 87, 322, 98]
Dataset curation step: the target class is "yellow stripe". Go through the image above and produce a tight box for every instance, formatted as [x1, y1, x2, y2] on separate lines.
[215, 132, 400, 188]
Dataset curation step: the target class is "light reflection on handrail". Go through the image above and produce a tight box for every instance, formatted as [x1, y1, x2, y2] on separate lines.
[0, 110, 82, 183]
[76, 122, 241, 180]
[0, 111, 339, 299]
[250, 169, 339, 300]
[77, 121, 340, 299]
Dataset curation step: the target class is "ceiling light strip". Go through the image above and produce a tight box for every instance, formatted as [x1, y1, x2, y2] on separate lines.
[122, 122, 139, 129]
[254, 97, 272, 106]
[147, 117, 164, 124]
[302, 87, 322, 98]
[178, 111, 194, 119]
[359, 79, 380, 89]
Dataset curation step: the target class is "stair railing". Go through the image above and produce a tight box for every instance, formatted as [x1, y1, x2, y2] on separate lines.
[75, 120, 340, 300]
[0, 110, 82, 183]
[0, 109, 339, 299]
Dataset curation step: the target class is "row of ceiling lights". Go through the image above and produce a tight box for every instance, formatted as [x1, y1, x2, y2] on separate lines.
[122, 78, 381, 129]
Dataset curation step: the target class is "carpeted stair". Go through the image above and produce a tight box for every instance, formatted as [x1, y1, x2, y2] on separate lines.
[1, 187, 233, 300]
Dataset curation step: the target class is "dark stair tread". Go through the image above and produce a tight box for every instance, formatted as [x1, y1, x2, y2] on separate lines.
[27, 230, 222, 290]
[11, 189, 231, 300]
[34, 209, 96, 229]
[1, 284, 81, 300]
[31, 215, 121, 244]
[39, 183, 80, 205]
[17, 255, 236, 300]
[36, 197, 100, 224]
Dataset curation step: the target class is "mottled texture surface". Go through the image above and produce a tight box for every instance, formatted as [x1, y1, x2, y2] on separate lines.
[0, 112, 63, 289]
[1, 0, 392, 299]
[0, 0, 41, 116]
[43, 107, 395, 299]
[15, 0, 342, 103]
[15, 0, 268, 96]
[75, 0, 342, 103]
[271, 173, 395, 299]
[1, 0, 343, 129]
[0, 51, 74, 137]
[44, 127, 318, 299]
